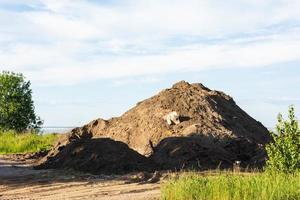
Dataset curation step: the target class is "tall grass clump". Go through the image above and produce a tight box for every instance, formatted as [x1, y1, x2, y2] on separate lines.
[161, 172, 300, 200]
[0, 130, 58, 154]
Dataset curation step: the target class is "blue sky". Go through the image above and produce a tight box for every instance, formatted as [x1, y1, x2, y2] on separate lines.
[0, 0, 300, 128]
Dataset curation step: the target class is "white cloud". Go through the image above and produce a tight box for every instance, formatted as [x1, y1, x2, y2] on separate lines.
[0, 0, 300, 86]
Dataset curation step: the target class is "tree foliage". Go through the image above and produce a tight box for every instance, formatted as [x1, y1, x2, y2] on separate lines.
[0, 71, 43, 132]
[266, 105, 300, 173]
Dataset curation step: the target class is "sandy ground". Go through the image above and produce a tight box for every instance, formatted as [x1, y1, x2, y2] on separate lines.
[0, 156, 161, 200]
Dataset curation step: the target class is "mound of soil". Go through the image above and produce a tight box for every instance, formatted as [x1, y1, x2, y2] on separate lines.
[151, 136, 266, 170]
[37, 81, 271, 173]
[35, 138, 155, 174]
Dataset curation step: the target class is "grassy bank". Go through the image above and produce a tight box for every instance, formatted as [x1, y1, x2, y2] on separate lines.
[0, 130, 58, 154]
[161, 172, 300, 200]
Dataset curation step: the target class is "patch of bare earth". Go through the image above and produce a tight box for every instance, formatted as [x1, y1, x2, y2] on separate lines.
[0, 156, 160, 200]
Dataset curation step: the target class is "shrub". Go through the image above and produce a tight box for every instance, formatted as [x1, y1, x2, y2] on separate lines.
[266, 105, 300, 173]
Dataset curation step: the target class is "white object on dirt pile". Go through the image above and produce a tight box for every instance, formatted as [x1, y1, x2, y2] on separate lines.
[233, 160, 241, 172]
[235, 160, 241, 165]
[163, 111, 180, 125]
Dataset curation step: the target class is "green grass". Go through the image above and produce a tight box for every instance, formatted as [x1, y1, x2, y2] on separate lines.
[0, 130, 58, 154]
[161, 171, 300, 200]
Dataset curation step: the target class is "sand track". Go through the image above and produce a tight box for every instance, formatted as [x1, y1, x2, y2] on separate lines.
[0, 157, 160, 200]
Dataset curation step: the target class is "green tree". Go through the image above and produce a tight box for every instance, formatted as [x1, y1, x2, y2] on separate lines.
[266, 105, 300, 173]
[0, 71, 43, 132]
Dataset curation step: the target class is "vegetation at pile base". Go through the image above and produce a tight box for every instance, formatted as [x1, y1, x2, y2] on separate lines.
[0, 130, 58, 154]
[162, 106, 300, 200]
[266, 105, 300, 173]
[161, 171, 300, 200]
[0, 71, 43, 132]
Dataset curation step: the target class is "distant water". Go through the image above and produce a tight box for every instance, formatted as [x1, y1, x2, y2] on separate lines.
[40, 127, 76, 134]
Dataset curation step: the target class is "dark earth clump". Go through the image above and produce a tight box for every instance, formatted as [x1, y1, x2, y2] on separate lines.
[36, 81, 271, 173]
[151, 136, 266, 170]
[35, 138, 155, 174]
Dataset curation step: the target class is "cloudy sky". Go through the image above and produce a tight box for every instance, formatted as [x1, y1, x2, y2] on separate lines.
[1, 0, 300, 128]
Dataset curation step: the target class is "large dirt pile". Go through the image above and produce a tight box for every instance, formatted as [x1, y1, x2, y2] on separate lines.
[37, 81, 271, 172]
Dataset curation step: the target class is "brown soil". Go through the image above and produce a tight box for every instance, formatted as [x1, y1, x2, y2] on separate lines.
[0, 156, 160, 200]
[37, 81, 271, 173]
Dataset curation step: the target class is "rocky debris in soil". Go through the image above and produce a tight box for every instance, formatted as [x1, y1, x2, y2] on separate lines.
[124, 171, 163, 184]
[37, 81, 271, 174]
[147, 171, 162, 183]
[0, 151, 49, 164]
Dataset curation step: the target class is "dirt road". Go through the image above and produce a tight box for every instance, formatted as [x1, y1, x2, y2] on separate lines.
[0, 157, 160, 200]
